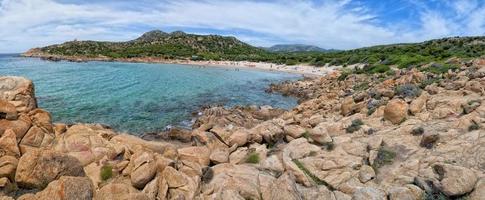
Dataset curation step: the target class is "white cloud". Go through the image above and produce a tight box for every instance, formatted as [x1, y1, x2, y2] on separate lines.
[0, 0, 484, 53]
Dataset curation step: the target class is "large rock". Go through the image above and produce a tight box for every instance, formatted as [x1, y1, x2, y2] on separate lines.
[0, 156, 18, 180]
[384, 99, 408, 124]
[130, 151, 157, 189]
[351, 187, 386, 200]
[18, 176, 93, 200]
[341, 96, 355, 116]
[409, 92, 428, 115]
[0, 129, 20, 157]
[95, 182, 149, 200]
[228, 129, 249, 147]
[388, 185, 423, 200]
[53, 124, 117, 166]
[111, 134, 176, 155]
[283, 125, 306, 138]
[435, 164, 478, 196]
[0, 76, 37, 113]
[177, 146, 210, 167]
[0, 115, 31, 140]
[268, 173, 303, 200]
[15, 150, 85, 189]
[469, 178, 485, 200]
[19, 125, 54, 154]
[0, 100, 17, 120]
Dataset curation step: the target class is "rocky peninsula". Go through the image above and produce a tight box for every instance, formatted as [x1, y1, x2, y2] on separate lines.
[0, 58, 484, 200]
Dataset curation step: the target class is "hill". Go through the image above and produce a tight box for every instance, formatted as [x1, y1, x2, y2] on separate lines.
[24, 31, 485, 73]
[27, 30, 267, 61]
[265, 44, 333, 52]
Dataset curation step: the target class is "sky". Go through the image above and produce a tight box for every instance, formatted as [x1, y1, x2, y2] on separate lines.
[0, 0, 485, 53]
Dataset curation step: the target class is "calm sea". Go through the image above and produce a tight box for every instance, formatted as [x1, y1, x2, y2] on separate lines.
[0, 54, 299, 134]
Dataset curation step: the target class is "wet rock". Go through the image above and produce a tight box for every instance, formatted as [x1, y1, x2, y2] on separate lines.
[384, 99, 408, 124]
[15, 150, 85, 189]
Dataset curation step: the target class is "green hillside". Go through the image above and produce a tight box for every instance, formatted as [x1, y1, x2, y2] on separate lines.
[33, 30, 485, 74]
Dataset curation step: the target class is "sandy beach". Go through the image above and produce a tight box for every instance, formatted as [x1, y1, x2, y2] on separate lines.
[22, 51, 337, 76]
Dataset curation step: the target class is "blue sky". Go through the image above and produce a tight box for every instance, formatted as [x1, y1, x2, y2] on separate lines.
[0, 0, 484, 53]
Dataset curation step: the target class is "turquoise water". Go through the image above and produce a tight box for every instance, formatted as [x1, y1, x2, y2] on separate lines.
[0, 54, 299, 134]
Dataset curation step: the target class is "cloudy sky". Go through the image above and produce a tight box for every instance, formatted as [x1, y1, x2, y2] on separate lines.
[0, 0, 484, 53]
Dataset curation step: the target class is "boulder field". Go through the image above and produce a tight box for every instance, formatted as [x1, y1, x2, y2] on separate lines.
[0, 58, 484, 199]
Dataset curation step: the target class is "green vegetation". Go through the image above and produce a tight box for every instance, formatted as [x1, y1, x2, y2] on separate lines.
[346, 119, 364, 133]
[372, 146, 396, 170]
[245, 152, 261, 164]
[100, 165, 113, 181]
[292, 159, 334, 190]
[395, 84, 422, 98]
[468, 122, 480, 132]
[35, 31, 485, 74]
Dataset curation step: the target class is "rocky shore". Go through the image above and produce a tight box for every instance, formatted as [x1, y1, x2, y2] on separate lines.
[1, 58, 485, 200]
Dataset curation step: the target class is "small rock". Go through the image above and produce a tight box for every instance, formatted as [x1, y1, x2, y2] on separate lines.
[0, 129, 20, 157]
[358, 165, 375, 183]
[210, 148, 229, 164]
[341, 96, 355, 116]
[283, 125, 306, 138]
[0, 100, 18, 120]
[130, 151, 157, 189]
[420, 132, 439, 148]
[352, 187, 386, 200]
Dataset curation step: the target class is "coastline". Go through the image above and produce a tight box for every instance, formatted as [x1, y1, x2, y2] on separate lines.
[21, 52, 337, 76]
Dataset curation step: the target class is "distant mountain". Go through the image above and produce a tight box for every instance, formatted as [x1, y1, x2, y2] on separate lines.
[266, 44, 336, 52]
[25, 30, 266, 60]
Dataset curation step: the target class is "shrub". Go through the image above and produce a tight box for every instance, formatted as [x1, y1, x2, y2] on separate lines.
[322, 141, 335, 151]
[372, 146, 396, 170]
[100, 165, 113, 181]
[245, 152, 261, 164]
[346, 119, 364, 133]
[411, 127, 424, 135]
[395, 84, 422, 98]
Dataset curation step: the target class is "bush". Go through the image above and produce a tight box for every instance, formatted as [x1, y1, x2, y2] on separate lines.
[100, 165, 113, 181]
[346, 119, 364, 133]
[395, 84, 422, 98]
[372, 146, 396, 170]
[469, 123, 480, 131]
[411, 127, 424, 135]
[245, 152, 260, 164]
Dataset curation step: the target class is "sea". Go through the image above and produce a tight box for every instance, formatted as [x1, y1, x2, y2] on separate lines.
[0, 54, 300, 134]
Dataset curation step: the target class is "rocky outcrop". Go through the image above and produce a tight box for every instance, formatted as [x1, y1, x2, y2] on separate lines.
[1, 58, 485, 199]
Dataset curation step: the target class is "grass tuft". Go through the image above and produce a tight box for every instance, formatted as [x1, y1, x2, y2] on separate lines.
[245, 152, 261, 164]
[100, 165, 113, 181]
[346, 119, 364, 133]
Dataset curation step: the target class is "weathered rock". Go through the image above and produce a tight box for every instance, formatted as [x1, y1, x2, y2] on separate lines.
[388, 185, 423, 200]
[469, 178, 485, 200]
[0, 76, 37, 113]
[341, 96, 355, 116]
[0, 156, 18, 180]
[228, 129, 249, 147]
[111, 134, 176, 155]
[384, 99, 408, 124]
[351, 187, 386, 200]
[0, 115, 31, 140]
[15, 150, 85, 189]
[18, 176, 93, 200]
[0, 129, 20, 157]
[178, 146, 210, 167]
[95, 182, 150, 200]
[283, 125, 307, 139]
[130, 151, 157, 189]
[19, 125, 54, 154]
[0, 100, 17, 120]
[420, 132, 439, 148]
[210, 148, 229, 164]
[435, 164, 478, 196]
[409, 92, 428, 115]
[268, 173, 302, 200]
[358, 165, 375, 183]
[53, 124, 117, 166]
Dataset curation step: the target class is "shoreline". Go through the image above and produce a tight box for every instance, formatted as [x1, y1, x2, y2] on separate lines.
[21, 53, 337, 76]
